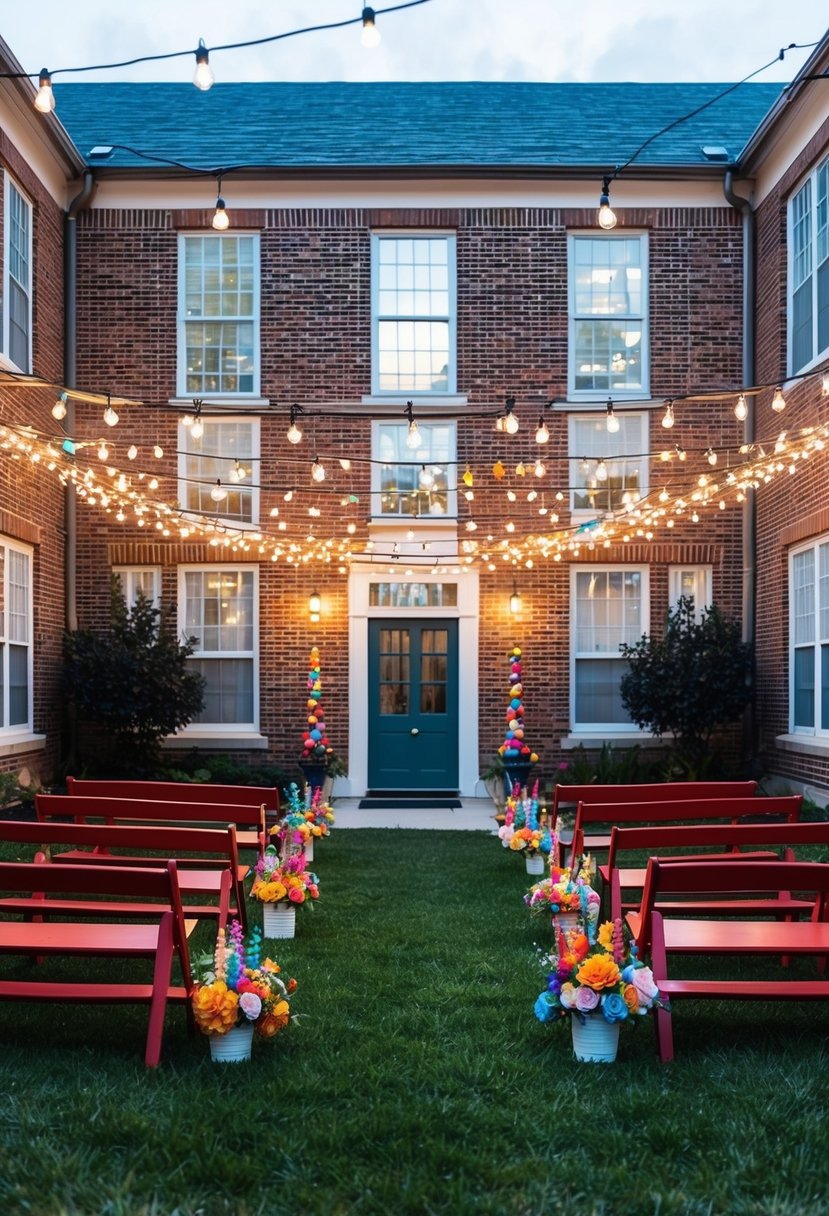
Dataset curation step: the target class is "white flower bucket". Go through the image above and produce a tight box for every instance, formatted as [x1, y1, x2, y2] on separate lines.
[553, 911, 580, 940]
[525, 853, 545, 876]
[571, 1011, 620, 1063]
[262, 902, 296, 938]
[208, 1023, 254, 1063]
[304, 838, 314, 864]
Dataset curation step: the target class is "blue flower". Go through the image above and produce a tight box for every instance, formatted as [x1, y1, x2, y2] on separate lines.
[534, 992, 560, 1023]
[600, 992, 629, 1023]
[547, 976, 561, 996]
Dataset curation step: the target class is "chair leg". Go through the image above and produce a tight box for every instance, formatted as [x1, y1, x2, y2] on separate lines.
[145, 916, 175, 1068]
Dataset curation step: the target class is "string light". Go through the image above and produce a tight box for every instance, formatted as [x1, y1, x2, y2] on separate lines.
[771, 386, 786, 413]
[734, 393, 748, 421]
[605, 397, 620, 433]
[361, 6, 381, 47]
[192, 39, 214, 90]
[404, 400, 422, 449]
[103, 396, 119, 427]
[535, 416, 550, 444]
[418, 464, 435, 489]
[661, 401, 675, 429]
[595, 459, 608, 482]
[212, 177, 229, 231]
[503, 396, 519, 435]
[597, 175, 617, 230]
[210, 479, 228, 502]
[311, 456, 326, 482]
[287, 404, 304, 445]
[706, 447, 718, 466]
[34, 69, 55, 113]
[190, 402, 204, 440]
[51, 392, 68, 421]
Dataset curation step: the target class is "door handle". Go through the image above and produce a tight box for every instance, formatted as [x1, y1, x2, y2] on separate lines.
[411, 728, 419, 735]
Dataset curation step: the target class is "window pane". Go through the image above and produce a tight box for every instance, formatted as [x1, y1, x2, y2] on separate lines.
[190, 658, 253, 724]
[575, 658, 631, 724]
[793, 550, 815, 646]
[794, 647, 815, 728]
[8, 644, 28, 725]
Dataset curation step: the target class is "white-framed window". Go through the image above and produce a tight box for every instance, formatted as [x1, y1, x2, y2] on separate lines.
[180, 567, 258, 730]
[2, 176, 33, 372]
[789, 153, 829, 374]
[371, 233, 456, 395]
[669, 566, 712, 620]
[571, 565, 648, 731]
[113, 567, 161, 608]
[177, 234, 259, 396]
[178, 417, 260, 525]
[371, 420, 456, 518]
[789, 537, 829, 734]
[0, 539, 32, 734]
[568, 412, 648, 514]
[568, 233, 648, 398]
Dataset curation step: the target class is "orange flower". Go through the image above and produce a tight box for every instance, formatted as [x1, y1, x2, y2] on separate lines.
[256, 1000, 290, 1038]
[622, 983, 640, 1013]
[191, 981, 239, 1035]
[576, 954, 621, 991]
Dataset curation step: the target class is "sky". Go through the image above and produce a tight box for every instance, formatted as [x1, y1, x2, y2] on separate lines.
[0, 0, 826, 88]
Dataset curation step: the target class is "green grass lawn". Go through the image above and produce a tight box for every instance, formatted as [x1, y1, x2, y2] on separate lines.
[2, 829, 829, 1216]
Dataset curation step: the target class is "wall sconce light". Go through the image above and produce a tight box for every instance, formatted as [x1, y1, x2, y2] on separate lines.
[309, 591, 321, 623]
[509, 584, 521, 615]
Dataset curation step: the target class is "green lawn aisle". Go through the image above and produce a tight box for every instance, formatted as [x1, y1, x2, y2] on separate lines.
[1, 829, 829, 1215]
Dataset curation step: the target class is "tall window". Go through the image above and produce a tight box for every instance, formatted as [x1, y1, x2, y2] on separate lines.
[3, 177, 32, 372]
[790, 538, 829, 734]
[178, 418, 259, 524]
[569, 412, 648, 514]
[669, 566, 712, 620]
[789, 154, 829, 374]
[571, 567, 647, 731]
[372, 234, 455, 395]
[181, 568, 257, 730]
[569, 234, 647, 397]
[372, 421, 456, 518]
[178, 235, 259, 396]
[0, 540, 32, 733]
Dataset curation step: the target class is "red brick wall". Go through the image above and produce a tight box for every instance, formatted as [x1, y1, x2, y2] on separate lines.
[70, 203, 746, 778]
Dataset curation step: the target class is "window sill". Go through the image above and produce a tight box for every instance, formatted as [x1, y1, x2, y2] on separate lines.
[560, 732, 664, 749]
[0, 732, 47, 758]
[775, 733, 829, 758]
[162, 733, 269, 751]
[361, 394, 468, 408]
[551, 397, 660, 412]
[167, 397, 271, 409]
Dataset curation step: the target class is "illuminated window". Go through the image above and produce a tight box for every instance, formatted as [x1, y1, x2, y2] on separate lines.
[2, 177, 32, 372]
[571, 566, 648, 730]
[178, 234, 259, 396]
[372, 234, 455, 395]
[568, 234, 648, 397]
[569, 412, 648, 514]
[789, 154, 829, 374]
[178, 417, 259, 524]
[180, 567, 257, 729]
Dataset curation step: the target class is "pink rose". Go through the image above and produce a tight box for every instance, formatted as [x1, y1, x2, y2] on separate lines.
[288, 887, 305, 904]
[559, 982, 578, 1009]
[574, 986, 600, 1012]
[238, 992, 262, 1020]
[632, 966, 660, 1009]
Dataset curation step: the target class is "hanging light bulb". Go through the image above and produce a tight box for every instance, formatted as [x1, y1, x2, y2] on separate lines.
[97, 441, 109, 461]
[212, 178, 230, 231]
[706, 447, 718, 466]
[822, 374, 829, 397]
[311, 456, 326, 482]
[675, 444, 686, 462]
[534, 460, 546, 478]
[597, 175, 617, 230]
[34, 69, 55, 114]
[52, 392, 68, 421]
[535, 416, 550, 444]
[503, 396, 519, 434]
[361, 6, 381, 47]
[405, 404, 422, 450]
[192, 38, 214, 90]
[661, 401, 675, 429]
[287, 404, 303, 444]
[606, 397, 620, 433]
[210, 478, 228, 502]
[127, 444, 138, 460]
[153, 444, 164, 459]
[103, 397, 119, 427]
[418, 464, 435, 489]
[771, 386, 786, 413]
[595, 459, 608, 482]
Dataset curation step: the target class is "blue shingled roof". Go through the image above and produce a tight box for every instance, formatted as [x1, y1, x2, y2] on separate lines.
[55, 81, 783, 172]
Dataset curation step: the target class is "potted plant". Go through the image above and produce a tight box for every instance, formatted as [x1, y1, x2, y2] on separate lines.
[497, 782, 553, 873]
[533, 917, 668, 1063]
[251, 847, 320, 939]
[190, 920, 297, 1062]
[322, 750, 347, 802]
[480, 753, 507, 818]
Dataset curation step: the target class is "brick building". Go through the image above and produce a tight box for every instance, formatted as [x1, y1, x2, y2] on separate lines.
[2, 30, 829, 798]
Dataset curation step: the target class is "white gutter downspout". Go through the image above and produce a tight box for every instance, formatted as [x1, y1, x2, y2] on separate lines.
[64, 170, 95, 633]
[723, 169, 756, 754]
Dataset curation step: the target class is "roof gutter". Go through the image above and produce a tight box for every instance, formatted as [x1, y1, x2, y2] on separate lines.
[64, 170, 95, 633]
[723, 168, 756, 759]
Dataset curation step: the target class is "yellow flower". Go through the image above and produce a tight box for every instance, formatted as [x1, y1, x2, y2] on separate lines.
[576, 954, 621, 991]
[191, 981, 239, 1035]
[597, 922, 616, 952]
[256, 1000, 290, 1038]
[252, 879, 287, 903]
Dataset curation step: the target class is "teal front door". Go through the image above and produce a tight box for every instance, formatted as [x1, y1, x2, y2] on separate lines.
[368, 619, 459, 791]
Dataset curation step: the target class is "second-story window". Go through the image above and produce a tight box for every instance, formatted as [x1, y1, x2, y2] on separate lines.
[568, 234, 647, 398]
[789, 154, 829, 374]
[3, 176, 32, 372]
[372, 421, 456, 518]
[178, 417, 259, 524]
[178, 234, 259, 397]
[569, 411, 648, 514]
[372, 234, 455, 395]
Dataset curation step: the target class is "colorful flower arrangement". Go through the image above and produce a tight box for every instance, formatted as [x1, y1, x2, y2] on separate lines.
[305, 783, 335, 838]
[498, 645, 539, 777]
[533, 917, 668, 1027]
[272, 782, 314, 854]
[498, 782, 553, 856]
[251, 846, 320, 909]
[302, 645, 334, 765]
[191, 920, 297, 1039]
[524, 858, 600, 928]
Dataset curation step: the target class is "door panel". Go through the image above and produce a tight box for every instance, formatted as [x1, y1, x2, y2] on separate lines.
[368, 619, 458, 790]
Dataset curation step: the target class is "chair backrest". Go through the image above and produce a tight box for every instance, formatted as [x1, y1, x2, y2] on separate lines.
[0, 817, 238, 869]
[573, 793, 801, 837]
[553, 780, 758, 819]
[37, 792, 265, 834]
[66, 776, 279, 814]
[635, 858, 829, 953]
[605, 818, 829, 874]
